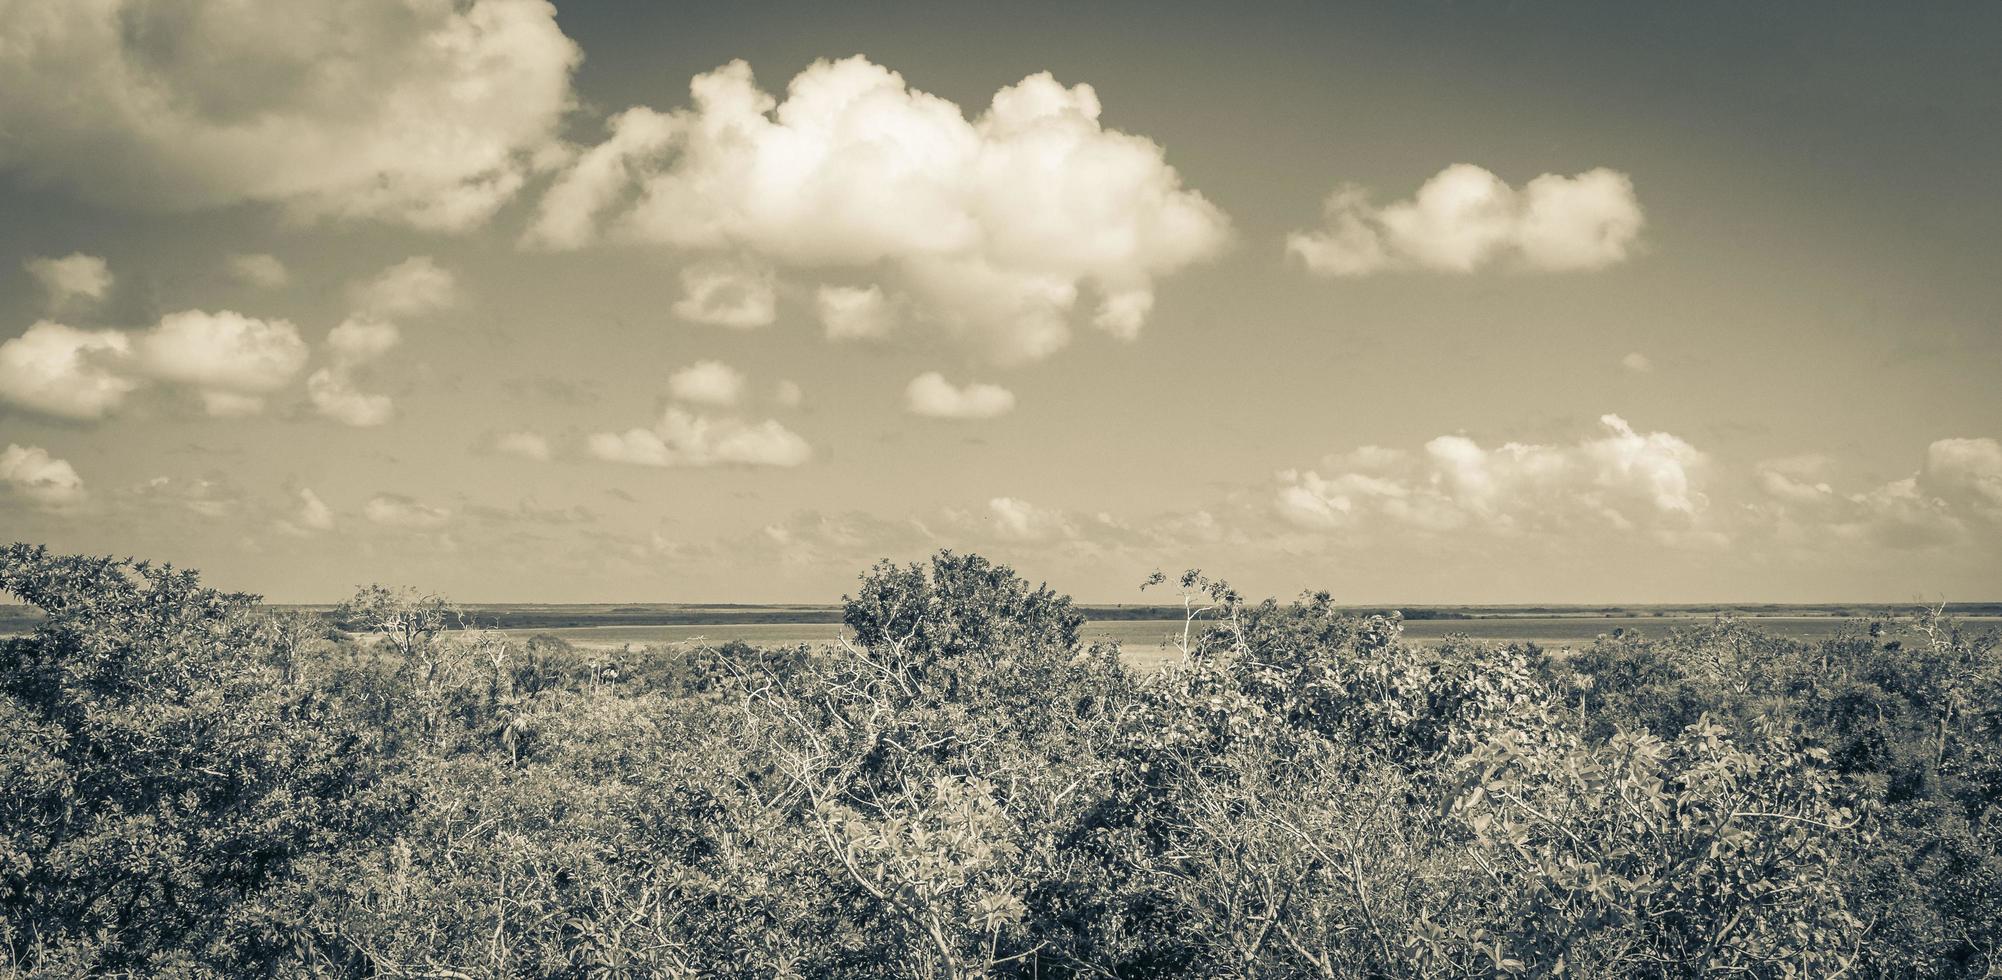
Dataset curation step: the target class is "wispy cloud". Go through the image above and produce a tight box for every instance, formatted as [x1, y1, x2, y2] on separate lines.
[905, 372, 1016, 420]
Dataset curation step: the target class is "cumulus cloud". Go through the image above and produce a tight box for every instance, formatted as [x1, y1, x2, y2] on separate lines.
[667, 360, 746, 406]
[1622, 352, 1653, 373]
[0, 311, 308, 419]
[672, 262, 777, 328]
[132, 310, 310, 415]
[984, 496, 1076, 542]
[0, 0, 579, 230]
[816, 284, 897, 341]
[1758, 436, 2002, 548]
[0, 443, 84, 507]
[26, 253, 113, 307]
[905, 372, 1016, 420]
[520, 106, 677, 251]
[1275, 414, 1705, 535]
[309, 316, 402, 427]
[494, 430, 553, 461]
[529, 56, 1230, 363]
[228, 253, 289, 288]
[307, 369, 394, 427]
[1287, 164, 1643, 276]
[588, 407, 811, 468]
[1920, 437, 2002, 523]
[324, 317, 402, 364]
[0, 322, 139, 420]
[364, 493, 452, 529]
[352, 257, 458, 318]
[774, 379, 804, 408]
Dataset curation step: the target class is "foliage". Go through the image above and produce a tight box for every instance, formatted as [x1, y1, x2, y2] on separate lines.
[3, 542, 1997, 976]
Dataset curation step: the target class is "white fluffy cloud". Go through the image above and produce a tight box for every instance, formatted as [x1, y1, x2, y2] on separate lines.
[1621, 352, 1653, 373]
[905, 372, 1016, 420]
[1757, 437, 2002, 548]
[1, 443, 84, 507]
[133, 310, 310, 415]
[324, 317, 403, 364]
[228, 253, 289, 288]
[0, 311, 308, 419]
[529, 56, 1230, 363]
[519, 106, 678, 251]
[364, 493, 452, 529]
[307, 369, 394, 427]
[25, 253, 113, 307]
[309, 315, 403, 427]
[588, 407, 811, 468]
[0, 0, 579, 230]
[668, 360, 746, 406]
[1921, 437, 2002, 523]
[494, 430, 552, 461]
[1276, 414, 1705, 535]
[671, 262, 777, 328]
[0, 322, 139, 420]
[1287, 164, 1643, 276]
[352, 257, 458, 318]
[816, 284, 897, 341]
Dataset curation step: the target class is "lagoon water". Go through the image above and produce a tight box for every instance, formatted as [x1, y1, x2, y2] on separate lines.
[499, 615, 2002, 670]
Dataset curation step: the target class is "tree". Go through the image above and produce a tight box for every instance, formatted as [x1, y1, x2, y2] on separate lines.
[0, 544, 380, 975]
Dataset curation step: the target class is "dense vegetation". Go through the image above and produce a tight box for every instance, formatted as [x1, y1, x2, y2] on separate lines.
[2, 543, 1998, 978]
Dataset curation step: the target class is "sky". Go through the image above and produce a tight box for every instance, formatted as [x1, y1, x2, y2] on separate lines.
[1, 0, 1998, 604]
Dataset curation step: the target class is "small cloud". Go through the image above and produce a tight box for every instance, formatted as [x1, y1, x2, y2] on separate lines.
[672, 261, 776, 328]
[352, 256, 458, 317]
[296, 488, 335, 531]
[587, 407, 811, 468]
[1621, 352, 1653, 373]
[774, 379, 803, 408]
[494, 430, 552, 461]
[325, 317, 401, 364]
[364, 493, 451, 529]
[309, 317, 402, 427]
[1287, 164, 1644, 276]
[227, 253, 289, 288]
[984, 496, 1075, 542]
[816, 284, 896, 341]
[25, 253, 113, 308]
[125, 474, 243, 518]
[667, 359, 746, 407]
[307, 369, 394, 427]
[0, 321, 139, 420]
[905, 372, 1016, 420]
[1, 443, 84, 507]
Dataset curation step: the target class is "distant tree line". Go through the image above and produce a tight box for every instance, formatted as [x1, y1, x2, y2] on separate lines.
[2, 542, 1997, 977]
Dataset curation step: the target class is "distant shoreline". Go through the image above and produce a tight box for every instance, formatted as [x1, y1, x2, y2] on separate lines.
[7, 600, 2001, 635]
